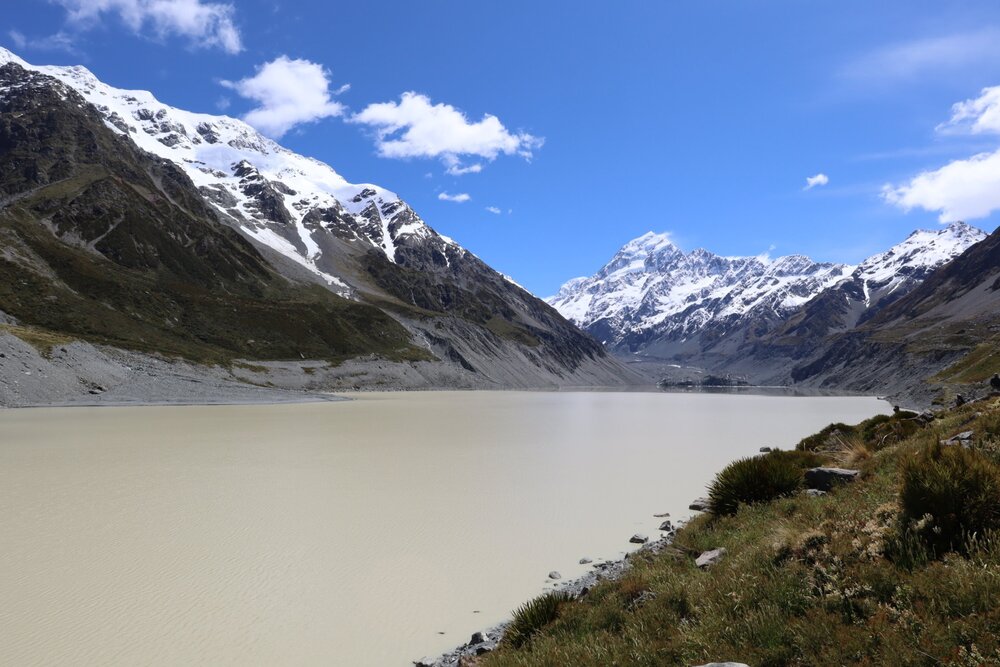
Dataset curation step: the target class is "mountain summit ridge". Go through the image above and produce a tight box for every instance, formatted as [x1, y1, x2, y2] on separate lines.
[547, 222, 986, 364]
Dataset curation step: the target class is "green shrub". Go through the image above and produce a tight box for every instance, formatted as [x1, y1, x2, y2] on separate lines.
[708, 454, 804, 516]
[504, 591, 574, 648]
[769, 449, 826, 469]
[900, 444, 1000, 557]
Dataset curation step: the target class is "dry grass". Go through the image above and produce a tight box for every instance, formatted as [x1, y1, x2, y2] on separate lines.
[483, 399, 1000, 667]
[0, 323, 76, 357]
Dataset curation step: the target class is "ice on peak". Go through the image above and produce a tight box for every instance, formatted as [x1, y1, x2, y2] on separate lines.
[0, 46, 28, 67]
[624, 231, 677, 255]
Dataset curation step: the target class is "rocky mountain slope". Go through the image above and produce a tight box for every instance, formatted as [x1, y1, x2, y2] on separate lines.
[0, 49, 635, 402]
[789, 223, 1000, 403]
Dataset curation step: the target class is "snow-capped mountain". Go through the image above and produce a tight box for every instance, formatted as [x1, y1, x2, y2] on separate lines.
[547, 232, 851, 350]
[0, 47, 459, 296]
[0, 49, 631, 389]
[776, 222, 987, 341]
[547, 222, 986, 359]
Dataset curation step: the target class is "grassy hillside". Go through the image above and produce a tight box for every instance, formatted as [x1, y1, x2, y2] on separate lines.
[480, 400, 1000, 666]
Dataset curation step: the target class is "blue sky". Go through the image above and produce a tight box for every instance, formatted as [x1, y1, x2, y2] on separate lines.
[7, 1, 1000, 296]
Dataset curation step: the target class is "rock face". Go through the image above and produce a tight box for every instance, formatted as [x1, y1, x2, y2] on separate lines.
[0, 49, 638, 396]
[805, 467, 861, 491]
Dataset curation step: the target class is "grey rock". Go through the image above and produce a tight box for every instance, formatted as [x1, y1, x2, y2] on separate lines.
[548, 571, 561, 580]
[414, 658, 436, 667]
[659, 520, 673, 531]
[695, 548, 727, 569]
[469, 631, 489, 645]
[689, 497, 711, 511]
[805, 488, 827, 497]
[579, 557, 592, 564]
[629, 533, 649, 544]
[805, 467, 860, 491]
[759, 446, 772, 452]
[941, 430, 974, 447]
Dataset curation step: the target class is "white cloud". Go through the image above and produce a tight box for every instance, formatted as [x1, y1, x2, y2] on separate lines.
[841, 28, 1000, 84]
[52, 0, 242, 53]
[804, 173, 829, 189]
[938, 85, 1000, 135]
[438, 192, 471, 203]
[221, 56, 347, 138]
[445, 161, 483, 176]
[882, 148, 1000, 222]
[7, 28, 79, 54]
[884, 85, 1000, 221]
[351, 92, 543, 173]
[485, 206, 501, 214]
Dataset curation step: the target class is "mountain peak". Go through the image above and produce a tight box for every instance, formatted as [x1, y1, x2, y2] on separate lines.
[0, 46, 27, 67]
[623, 231, 677, 255]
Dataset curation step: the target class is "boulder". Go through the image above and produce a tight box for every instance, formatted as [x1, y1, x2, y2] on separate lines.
[695, 547, 727, 569]
[805, 488, 827, 498]
[659, 520, 673, 531]
[689, 497, 711, 511]
[548, 571, 561, 580]
[941, 430, 974, 447]
[629, 533, 649, 544]
[414, 658, 436, 667]
[579, 557, 592, 564]
[469, 631, 489, 645]
[759, 446, 772, 453]
[805, 467, 860, 491]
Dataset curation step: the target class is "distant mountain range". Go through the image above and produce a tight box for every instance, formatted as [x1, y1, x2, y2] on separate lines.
[548, 222, 995, 402]
[0, 48, 634, 398]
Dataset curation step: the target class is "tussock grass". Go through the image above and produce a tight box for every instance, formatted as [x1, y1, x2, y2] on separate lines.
[483, 399, 1000, 667]
[707, 453, 805, 516]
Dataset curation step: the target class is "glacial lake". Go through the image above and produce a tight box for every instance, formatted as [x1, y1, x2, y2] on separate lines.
[0, 391, 887, 666]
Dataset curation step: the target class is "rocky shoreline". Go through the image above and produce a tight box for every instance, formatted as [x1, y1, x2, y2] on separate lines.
[418, 529, 681, 667]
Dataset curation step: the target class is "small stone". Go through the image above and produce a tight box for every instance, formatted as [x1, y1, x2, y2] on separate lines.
[548, 571, 561, 580]
[470, 631, 489, 645]
[689, 497, 711, 511]
[629, 533, 648, 544]
[759, 446, 772, 453]
[659, 520, 673, 531]
[653, 512, 670, 517]
[805, 489, 827, 497]
[695, 547, 727, 569]
[579, 557, 592, 564]
[414, 658, 436, 667]
[805, 467, 861, 491]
